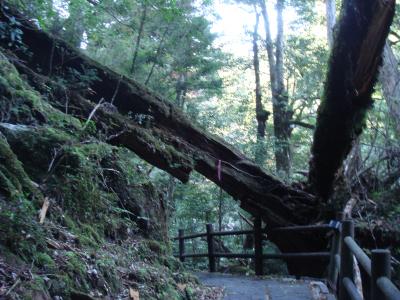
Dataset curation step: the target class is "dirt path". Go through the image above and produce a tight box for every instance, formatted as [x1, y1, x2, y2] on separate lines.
[195, 272, 335, 300]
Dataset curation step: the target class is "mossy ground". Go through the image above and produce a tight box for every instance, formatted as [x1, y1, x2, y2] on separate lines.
[0, 50, 209, 299]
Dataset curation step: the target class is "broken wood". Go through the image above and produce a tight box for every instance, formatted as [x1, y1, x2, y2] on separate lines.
[38, 197, 50, 224]
[309, 0, 395, 199]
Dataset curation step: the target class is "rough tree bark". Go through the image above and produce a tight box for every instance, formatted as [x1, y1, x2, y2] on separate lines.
[309, 0, 395, 200]
[259, 0, 291, 176]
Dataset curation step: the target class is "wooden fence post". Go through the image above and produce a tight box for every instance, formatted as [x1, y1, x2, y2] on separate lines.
[254, 216, 263, 276]
[339, 220, 354, 300]
[328, 212, 343, 291]
[371, 249, 391, 300]
[206, 223, 216, 272]
[178, 229, 185, 262]
[328, 226, 341, 290]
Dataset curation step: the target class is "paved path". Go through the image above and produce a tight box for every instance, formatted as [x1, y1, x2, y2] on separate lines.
[195, 272, 335, 300]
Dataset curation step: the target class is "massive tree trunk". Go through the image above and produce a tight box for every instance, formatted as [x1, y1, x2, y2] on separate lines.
[309, 0, 395, 200]
[252, 11, 269, 165]
[259, 0, 291, 177]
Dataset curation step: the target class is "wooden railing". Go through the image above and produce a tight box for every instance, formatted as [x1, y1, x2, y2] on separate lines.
[174, 218, 400, 300]
[173, 217, 336, 276]
[336, 220, 400, 300]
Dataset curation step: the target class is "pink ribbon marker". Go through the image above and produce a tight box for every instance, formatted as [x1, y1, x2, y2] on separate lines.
[217, 159, 222, 181]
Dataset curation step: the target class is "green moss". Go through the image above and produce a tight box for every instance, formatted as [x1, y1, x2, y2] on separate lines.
[35, 252, 56, 270]
[0, 125, 75, 181]
[146, 240, 165, 255]
[96, 256, 120, 291]
[78, 223, 103, 248]
[48, 274, 75, 297]
[65, 251, 86, 276]
[0, 52, 82, 131]
[0, 134, 36, 197]
[0, 197, 45, 258]
[64, 251, 90, 291]
[158, 285, 182, 299]
[18, 276, 50, 300]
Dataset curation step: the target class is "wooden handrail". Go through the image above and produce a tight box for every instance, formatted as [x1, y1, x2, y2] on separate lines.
[337, 220, 400, 300]
[270, 224, 334, 233]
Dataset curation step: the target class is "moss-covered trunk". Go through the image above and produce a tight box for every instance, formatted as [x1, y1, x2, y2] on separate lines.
[309, 0, 395, 199]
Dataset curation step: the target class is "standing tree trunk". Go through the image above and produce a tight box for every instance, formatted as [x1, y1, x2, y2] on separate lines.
[259, 0, 291, 176]
[145, 25, 170, 86]
[175, 73, 187, 108]
[326, 0, 336, 48]
[130, 4, 147, 75]
[252, 11, 269, 165]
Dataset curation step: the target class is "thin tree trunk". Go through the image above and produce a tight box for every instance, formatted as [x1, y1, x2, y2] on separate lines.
[145, 25, 170, 86]
[175, 73, 187, 108]
[130, 4, 147, 75]
[259, 0, 291, 176]
[252, 10, 269, 165]
[273, 0, 291, 176]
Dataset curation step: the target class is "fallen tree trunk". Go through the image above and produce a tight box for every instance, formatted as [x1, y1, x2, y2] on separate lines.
[0, 4, 318, 229]
[309, 0, 395, 199]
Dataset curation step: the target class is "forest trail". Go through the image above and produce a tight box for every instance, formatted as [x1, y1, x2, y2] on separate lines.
[195, 272, 336, 300]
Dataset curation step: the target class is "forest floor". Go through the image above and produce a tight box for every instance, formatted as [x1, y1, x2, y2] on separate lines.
[195, 272, 336, 300]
